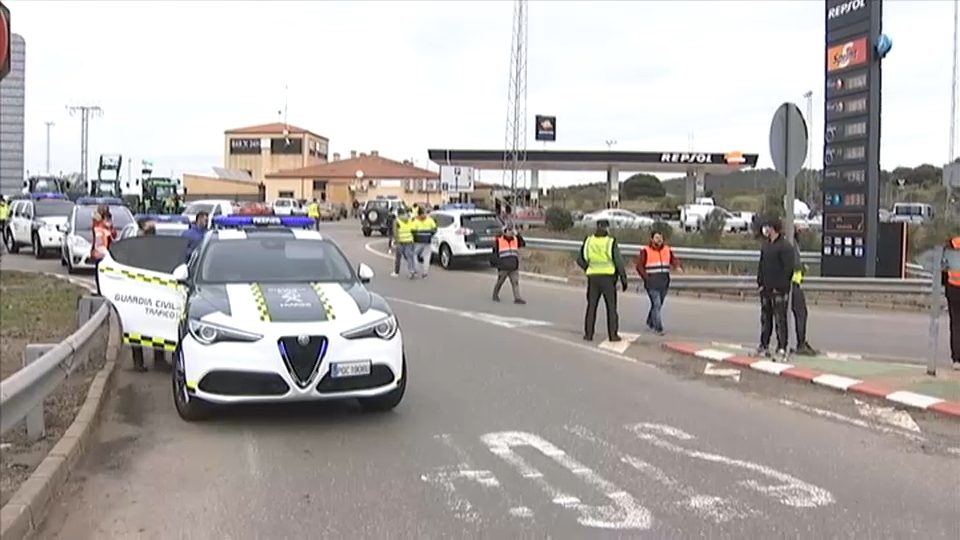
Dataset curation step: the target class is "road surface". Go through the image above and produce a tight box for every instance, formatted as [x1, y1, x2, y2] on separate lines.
[2, 224, 957, 539]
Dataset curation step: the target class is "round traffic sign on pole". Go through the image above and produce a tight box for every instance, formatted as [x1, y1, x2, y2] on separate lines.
[0, 2, 10, 83]
[768, 102, 810, 243]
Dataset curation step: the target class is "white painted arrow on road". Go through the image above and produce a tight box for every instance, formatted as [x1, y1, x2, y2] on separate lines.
[703, 363, 741, 382]
[854, 399, 921, 433]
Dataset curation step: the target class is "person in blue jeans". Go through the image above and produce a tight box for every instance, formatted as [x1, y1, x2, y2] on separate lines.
[635, 231, 682, 335]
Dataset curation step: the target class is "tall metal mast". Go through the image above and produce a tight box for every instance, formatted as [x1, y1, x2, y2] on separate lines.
[66, 105, 104, 188]
[949, 0, 958, 163]
[502, 0, 529, 203]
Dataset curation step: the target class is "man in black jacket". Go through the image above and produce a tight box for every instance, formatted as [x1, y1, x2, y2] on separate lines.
[756, 220, 796, 358]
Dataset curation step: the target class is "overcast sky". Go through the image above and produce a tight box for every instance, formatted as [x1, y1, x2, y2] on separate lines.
[7, 0, 958, 186]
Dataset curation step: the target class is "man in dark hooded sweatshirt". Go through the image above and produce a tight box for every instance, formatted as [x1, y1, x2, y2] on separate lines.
[756, 220, 796, 359]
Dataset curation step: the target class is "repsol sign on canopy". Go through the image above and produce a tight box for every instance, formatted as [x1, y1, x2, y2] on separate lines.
[826, 0, 869, 30]
[660, 153, 712, 164]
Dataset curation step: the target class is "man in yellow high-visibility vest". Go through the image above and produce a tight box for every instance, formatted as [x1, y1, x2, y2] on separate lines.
[307, 200, 320, 230]
[393, 208, 417, 278]
[576, 219, 628, 342]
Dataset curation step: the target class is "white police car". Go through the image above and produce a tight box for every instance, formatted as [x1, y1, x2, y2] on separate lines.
[429, 204, 504, 269]
[96, 215, 406, 421]
[4, 193, 74, 258]
[61, 199, 136, 273]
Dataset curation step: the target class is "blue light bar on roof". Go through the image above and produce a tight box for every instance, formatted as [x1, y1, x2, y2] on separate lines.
[76, 197, 124, 205]
[31, 192, 68, 200]
[212, 215, 315, 228]
[439, 203, 476, 210]
[134, 214, 190, 224]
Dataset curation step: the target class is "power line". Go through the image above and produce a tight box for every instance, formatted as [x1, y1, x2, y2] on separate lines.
[502, 0, 528, 203]
[66, 105, 103, 188]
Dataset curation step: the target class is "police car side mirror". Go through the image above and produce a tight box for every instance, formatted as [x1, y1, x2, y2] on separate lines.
[357, 263, 374, 284]
[172, 264, 189, 284]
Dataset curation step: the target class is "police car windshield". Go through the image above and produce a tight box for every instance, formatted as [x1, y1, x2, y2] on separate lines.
[461, 213, 502, 231]
[73, 206, 135, 231]
[184, 202, 214, 214]
[199, 238, 355, 283]
[34, 200, 75, 218]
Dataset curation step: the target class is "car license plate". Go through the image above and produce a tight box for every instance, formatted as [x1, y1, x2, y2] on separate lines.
[331, 361, 371, 378]
[479, 236, 493, 242]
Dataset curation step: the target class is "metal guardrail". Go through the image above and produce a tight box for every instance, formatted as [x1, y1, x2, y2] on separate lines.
[0, 296, 108, 437]
[524, 237, 934, 278]
[642, 275, 934, 296]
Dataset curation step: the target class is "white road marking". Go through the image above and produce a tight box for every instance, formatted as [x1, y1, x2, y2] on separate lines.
[481, 431, 653, 530]
[695, 349, 735, 362]
[421, 434, 506, 524]
[627, 423, 834, 508]
[244, 430, 261, 479]
[854, 399, 922, 433]
[566, 425, 753, 524]
[385, 296, 552, 329]
[508, 506, 534, 518]
[779, 399, 925, 442]
[703, 362, 741, 382]
[598, 333, 641, 354]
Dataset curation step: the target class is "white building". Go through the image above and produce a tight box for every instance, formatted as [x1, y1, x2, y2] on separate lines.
[0, 33, 26, 195]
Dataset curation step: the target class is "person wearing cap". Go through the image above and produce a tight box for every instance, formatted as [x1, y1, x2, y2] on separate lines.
[756, 219, 796, 359]
[491, 223, 527, 304]
[943, 235, 960, 369]
[576, 219, 628, 342]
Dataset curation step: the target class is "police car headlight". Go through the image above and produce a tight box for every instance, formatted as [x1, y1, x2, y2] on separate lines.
[187, 319, 262, 345]
[340, 315, 398, 341]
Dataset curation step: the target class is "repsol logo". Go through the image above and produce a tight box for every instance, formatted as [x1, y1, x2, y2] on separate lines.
[828, 0, 866, 20]
[660, 153, 713, 164]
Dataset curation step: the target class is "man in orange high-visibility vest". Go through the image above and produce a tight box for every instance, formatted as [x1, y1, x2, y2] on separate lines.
[943, 236, 960, 369]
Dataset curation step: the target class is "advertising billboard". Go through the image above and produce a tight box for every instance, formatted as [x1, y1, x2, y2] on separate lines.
[820, 0, 883, 277]
[534, 115, 556, 142]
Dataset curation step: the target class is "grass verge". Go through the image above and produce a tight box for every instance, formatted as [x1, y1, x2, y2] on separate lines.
[0, 271, 108, 507]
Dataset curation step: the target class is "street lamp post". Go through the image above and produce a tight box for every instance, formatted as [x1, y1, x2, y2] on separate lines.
[802, 90, 814, 204]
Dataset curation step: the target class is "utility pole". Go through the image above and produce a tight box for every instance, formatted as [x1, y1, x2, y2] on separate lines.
[948, 0, 958, 217]
[803, 90, 814, 204]
[66, 105, 104, 189]
[44, 121, 55, 174]
[502, 0, 529, 203]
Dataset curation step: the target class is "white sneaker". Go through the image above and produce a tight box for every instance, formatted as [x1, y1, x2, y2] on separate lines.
[390, 272, 399, 278]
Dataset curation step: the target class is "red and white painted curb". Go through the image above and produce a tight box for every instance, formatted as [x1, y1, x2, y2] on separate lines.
[663, 342, 960, 419]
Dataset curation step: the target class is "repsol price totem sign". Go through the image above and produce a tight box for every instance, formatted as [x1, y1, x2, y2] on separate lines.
[820, 0, 883, 277]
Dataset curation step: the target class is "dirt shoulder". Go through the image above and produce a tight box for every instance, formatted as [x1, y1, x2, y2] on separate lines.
[1, 271, 86, 381]
[0, 270, 108, 507]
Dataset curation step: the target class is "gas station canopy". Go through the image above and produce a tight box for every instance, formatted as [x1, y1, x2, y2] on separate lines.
[427, 149, 760, 174]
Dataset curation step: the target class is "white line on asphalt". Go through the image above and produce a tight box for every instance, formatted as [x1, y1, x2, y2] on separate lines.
[853, 399, 922, 433]
[481, 431, 653, 530]
[565, 425, 752, 524]
[598, 333, 641, 354]
[421, 433, 504, 524]
[779, 399, 925, 442]
[703, 363, 741, 382]
[627, 423, 835, 508]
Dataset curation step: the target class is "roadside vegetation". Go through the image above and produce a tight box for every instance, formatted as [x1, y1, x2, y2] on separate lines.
[0, 271, 106, 507]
